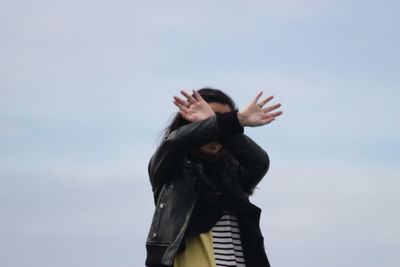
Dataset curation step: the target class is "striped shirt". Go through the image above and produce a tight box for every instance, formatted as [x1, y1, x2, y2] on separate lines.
[211, 213, 246, 267]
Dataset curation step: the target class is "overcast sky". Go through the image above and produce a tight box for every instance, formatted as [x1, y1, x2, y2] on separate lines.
[1, 0, 399, 266]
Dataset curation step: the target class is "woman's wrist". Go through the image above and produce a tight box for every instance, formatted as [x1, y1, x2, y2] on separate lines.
[237, 111, 247, 127]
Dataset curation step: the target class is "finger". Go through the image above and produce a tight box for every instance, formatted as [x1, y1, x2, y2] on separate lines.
[179, 110, 185, 117]
[271, 110, 283, 117]
[260, 117, 276, 125]
[262, 110, 283, 119]
[181, 90, 197, 104]
[267, 117, 276, 123]
[173, 100, 189, 112]
[179, 110, 189, 119]
[192, 90, 204, 102]
[173, 96, 190, 107]
[173, 100, 183, 109]
[259, 95, 274, 107]
[252, 91, 264, 105]
[179, 110, 195, 122]
[262, 103, 281, 113]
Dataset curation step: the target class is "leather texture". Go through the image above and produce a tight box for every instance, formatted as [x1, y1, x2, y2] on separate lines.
[145, 112, 270, 267]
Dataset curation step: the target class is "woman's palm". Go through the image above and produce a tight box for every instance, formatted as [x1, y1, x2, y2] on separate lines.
[173, 90, 215, 122]
[238, 91, 283, 127]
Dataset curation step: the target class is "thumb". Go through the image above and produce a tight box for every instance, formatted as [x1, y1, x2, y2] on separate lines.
[179, 110, 192, 122]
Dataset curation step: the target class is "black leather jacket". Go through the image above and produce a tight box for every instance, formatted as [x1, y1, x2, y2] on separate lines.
[145, 110, 271, 267]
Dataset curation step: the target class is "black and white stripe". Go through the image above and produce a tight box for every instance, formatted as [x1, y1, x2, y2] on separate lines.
[211, 213, 246, 267]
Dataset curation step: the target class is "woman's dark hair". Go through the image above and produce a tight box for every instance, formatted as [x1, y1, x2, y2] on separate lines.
[163, 87, 237, 139]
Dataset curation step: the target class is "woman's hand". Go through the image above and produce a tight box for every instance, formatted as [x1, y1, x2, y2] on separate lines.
[173, 90, 215, 122]
[237, 91, 283, 127]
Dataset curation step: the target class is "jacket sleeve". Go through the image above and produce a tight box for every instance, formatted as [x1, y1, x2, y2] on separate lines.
[148, 110, 244, 191]
[222, 134, 270, 195]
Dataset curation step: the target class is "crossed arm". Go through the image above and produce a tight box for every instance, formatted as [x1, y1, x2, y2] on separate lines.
[149, 90, 283, 192]
[173, 89, 282, 127]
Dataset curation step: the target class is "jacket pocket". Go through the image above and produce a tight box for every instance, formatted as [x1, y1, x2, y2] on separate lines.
[147, 184, 173, 245]
[146, 183, 197, 246]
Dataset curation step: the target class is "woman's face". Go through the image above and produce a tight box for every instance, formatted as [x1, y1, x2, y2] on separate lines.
[199, 102, 232, 154]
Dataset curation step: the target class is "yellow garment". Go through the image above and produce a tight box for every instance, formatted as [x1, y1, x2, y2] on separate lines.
[173, 231, 216, 267]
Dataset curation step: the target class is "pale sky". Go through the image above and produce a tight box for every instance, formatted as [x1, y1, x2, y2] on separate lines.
[1, 0, 399, 266]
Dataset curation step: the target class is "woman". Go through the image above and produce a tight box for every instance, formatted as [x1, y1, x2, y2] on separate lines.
[145, 88, 283, 267]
